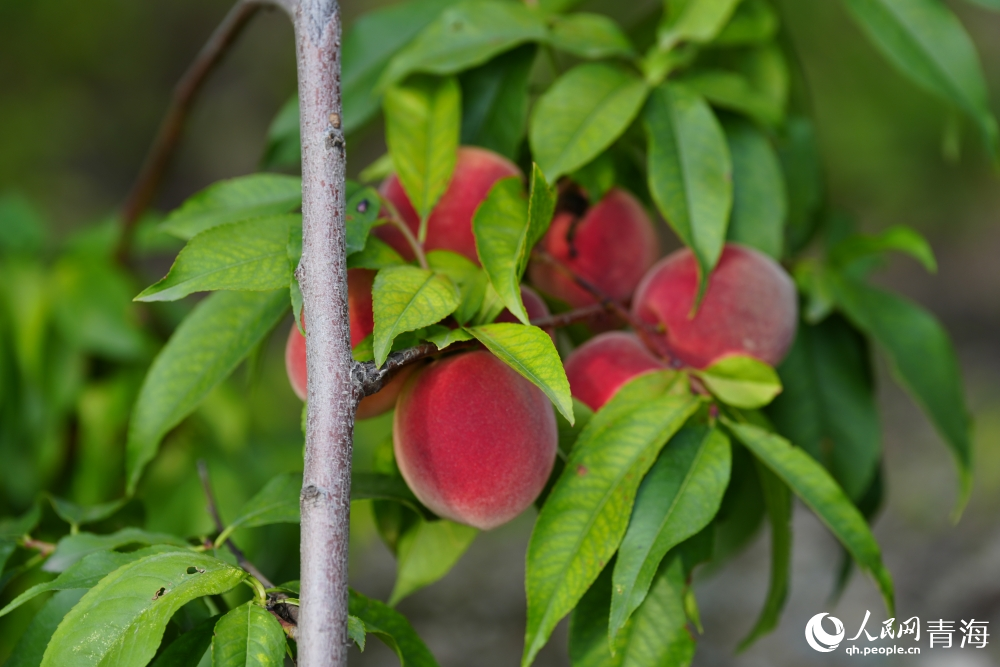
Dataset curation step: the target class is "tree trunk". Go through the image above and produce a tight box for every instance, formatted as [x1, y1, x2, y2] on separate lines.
[292, 1, 354, 665]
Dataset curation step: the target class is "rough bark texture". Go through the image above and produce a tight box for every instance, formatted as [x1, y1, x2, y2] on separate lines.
[292, 1, 354, 665]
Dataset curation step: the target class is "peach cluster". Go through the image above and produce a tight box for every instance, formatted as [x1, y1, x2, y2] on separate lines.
[285, 146, 798, 530]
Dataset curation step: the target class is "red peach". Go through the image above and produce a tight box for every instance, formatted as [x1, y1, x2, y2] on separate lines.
[376, 146, 522, 264]
[393, 351, 558, 530]
[285, 268, 411, 419]
[631, 243, 798, 369]
[564, 332, 668, 411]
[528, 187, 659, 309]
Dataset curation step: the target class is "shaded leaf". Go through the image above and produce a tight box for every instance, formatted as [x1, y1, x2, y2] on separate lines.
[47, 496, 128, 530]
[348, 235, 407, 271]
[523, 372, 700, 666]
[40, 552, 246, 667]
[609, 425, 731, 642]
[658, 0, 742, 50]
[260, 96, 300, 171]
[389, 519, 477, 605]
[723, 417, 894, 615]
[724, 120, 786, 259]
[832, 277, 971, 513]
[348, 615, 367, 650]
[151, 616, 217, 667]
[678, 70, 783, 127]
[126, 290, 289, 493]
[212, 601, 286, 667]
[345, 186, 382, 256]
[460, 45, 536, 160]
[349, 589, 440, 666]
[530, 63, 649, 182]
[738, 461, 792, 650]
[715, 0, 779, 46]
[830, 225, 936, 273]
[137, 216, 297, 302]
[778, 117, 824, 254]
[372, 266, 459, 366]
[161, 175, 302, 240]
[842, 0, 998, 156]
[645, 83, 732, 292]
[467, 322, 573, 422]
[381, 0, 547, 85]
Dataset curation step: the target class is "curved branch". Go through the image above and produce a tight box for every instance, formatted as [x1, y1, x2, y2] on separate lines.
[114, 0, 270, 264]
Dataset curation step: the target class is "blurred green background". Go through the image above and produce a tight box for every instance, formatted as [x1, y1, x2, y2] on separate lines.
[1, 0, 999, 665]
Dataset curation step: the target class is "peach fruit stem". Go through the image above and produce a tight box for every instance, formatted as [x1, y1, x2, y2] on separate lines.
[378, 194, 429, 269]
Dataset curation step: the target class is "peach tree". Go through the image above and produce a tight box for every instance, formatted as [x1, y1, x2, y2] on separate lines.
[0, 0, 993, 665]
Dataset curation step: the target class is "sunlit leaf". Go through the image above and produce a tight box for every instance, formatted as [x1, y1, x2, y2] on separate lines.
[161, 175, 302, 240]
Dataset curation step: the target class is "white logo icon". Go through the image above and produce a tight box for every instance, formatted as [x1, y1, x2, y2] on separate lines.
[806, 613, 846, 652]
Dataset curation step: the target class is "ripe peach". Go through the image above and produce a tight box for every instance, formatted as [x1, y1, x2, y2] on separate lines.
[631, 243, 798, 369]
[564, 332, 668, 411]
[376, 146, 522, 264]
[285, 268, 411, 419]
[393, 351, 558, 530]
[528, 187, 659, 310]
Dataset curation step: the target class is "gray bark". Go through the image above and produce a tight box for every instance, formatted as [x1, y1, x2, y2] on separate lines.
[291, 0, 354, 665]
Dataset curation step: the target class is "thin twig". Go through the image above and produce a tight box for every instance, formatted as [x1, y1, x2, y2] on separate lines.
[529, 303, 608, 330]
[20, 538, 55, 556]
[378, 195, 428, 270]
[114, 0, 266, 264]
[197, 460, 275, 589]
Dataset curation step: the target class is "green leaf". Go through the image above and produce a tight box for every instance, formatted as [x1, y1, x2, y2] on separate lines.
[261, 96, 300, 171]
[348, 615, 366, 650]
[349, 589, 440, 666]
[842, 0, 999, 157]
[645, 83, 733, 292]
[0, 503, 42, 539]
[677, 70, 783, 127]
[460, 45, 536, 160]
[778, 117, 824, 254]
[380, 0, 547, 86]
[569, 557, 695, 667]
[724, 120, 786, 259]
[47, 496, 127, 530]
[44, 529, 189, 573]
[346, 186, 382, 256]
[609, 425, 731, 643]
[832, 277, 971, 513]
[473, 177, 542, 325]
[523, 372, 700, 666]
[218, 473, 302, 546]
[426, 250, 485, 325]
[353, 473, 429, 514]
[723, 417, 894, 615]
[383, 75, 461, 238]
[212, 601, 287, 667]
[5, 589, 86, 667]
[548, 13, 635, 59]
[136, 215, 297, 302]
[714, 0, 779, 46]
[126, 290, 289, 493]
[372, 266, 459, 366]
[389, 519, 477, 605]
[161, 175, 302, 240]
[2, 545, 184, 618]
[530, 63, 649, 183]
[426, 327, 475, 350]
[466, 322, 573, 423]
[659, 0, 742, 50]
[738, 461, 792, 650]
[767, 315, 881, 501]
[694, 355, 783, 409]
[830, 225, 937, 273]
[39, 552, 246, 667]
[348, 235, 407, 271]
[151, 616, 217, 667]
[342, 0, 462, 134]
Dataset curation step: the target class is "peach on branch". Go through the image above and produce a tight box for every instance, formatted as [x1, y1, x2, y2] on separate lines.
[528, 187, 659, 310]
[564, 332, 668, 411]
[285, 268, 411, 419]
[376, 146, 522, 264]
[393, 351, 558, 530]
[631, 243, 798, 369]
